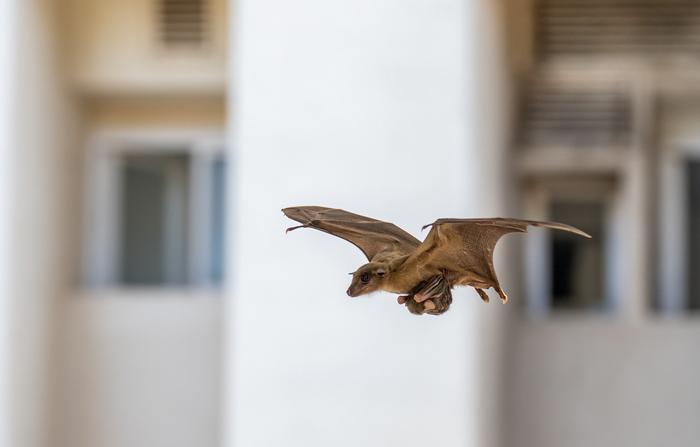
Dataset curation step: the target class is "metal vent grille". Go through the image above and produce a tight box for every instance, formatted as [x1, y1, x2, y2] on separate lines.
[521, 86, 632, 147]
[159, 0, 208, 46]
[537, 0, 700, 57]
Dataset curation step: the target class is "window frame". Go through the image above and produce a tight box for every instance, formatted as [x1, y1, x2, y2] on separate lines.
[521, 178, 619, 317]
[82, 128, 226, 289]
[659, 140, 700, 312]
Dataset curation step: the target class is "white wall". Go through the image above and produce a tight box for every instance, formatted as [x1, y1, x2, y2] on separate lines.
[226, 0, 509, 446]
[506, 320, 700, 447]
[58, 291, 222, 447]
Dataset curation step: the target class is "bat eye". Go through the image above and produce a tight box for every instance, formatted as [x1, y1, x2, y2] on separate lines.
[360, 272, 370, 284]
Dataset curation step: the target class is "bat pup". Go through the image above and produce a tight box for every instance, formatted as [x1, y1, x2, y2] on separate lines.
[283, 206, 590, 315]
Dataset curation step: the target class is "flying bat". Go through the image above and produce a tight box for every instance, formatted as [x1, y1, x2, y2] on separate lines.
[282, 206, 590, 315]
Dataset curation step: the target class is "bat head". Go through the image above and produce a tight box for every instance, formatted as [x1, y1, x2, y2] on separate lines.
[347, 262, 388, 297]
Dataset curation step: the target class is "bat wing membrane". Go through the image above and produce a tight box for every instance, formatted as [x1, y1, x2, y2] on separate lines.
[408, 218, 591, 286]
[282, 206, 421, 261]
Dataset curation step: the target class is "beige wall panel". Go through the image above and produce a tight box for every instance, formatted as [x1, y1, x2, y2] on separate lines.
[63, 0, 227, 94]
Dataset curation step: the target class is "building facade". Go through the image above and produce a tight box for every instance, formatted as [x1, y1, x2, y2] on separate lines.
[505, 2, 700, 446]
[0, 1, 698, 447]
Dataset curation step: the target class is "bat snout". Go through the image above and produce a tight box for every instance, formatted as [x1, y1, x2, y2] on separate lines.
[346, 283, 366, 297]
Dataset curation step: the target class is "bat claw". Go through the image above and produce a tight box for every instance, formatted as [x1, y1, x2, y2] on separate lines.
[494, 286, 508, 304]
[285, 224, 308, 233]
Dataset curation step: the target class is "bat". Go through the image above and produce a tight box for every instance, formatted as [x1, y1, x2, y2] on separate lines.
[282, 206, 591, 315]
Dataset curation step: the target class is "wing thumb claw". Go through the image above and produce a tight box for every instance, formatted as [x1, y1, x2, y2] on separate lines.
[285, 224, 307, 233]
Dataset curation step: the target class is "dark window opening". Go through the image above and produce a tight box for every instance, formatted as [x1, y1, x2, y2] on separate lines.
[687, 161, 700, 310]
[210, 156, 227, 284]
[549, 200, 605, 310]
[120, 153, 191, 285]
[116, 151, 227, 287]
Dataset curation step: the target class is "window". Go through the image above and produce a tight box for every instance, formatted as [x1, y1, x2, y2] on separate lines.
[659, 152, 700, 313]
[549, 200, 605, 309]
[119, 153, 190, 285]
[210, 156, 227, 284]
[522, 180, 614, 315]
[687, 161, 700, 310]
[83, 132, 226, 288]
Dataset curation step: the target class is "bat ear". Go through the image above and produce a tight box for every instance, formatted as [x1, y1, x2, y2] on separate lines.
[376, 268, 386, 277]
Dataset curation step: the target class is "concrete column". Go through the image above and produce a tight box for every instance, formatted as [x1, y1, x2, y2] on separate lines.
[10, 1, 77, 446]
[0, 0, 18, 445]
[225, 0, 509, 446]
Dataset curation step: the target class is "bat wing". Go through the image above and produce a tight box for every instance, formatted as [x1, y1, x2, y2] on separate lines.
[282, 206, 421, 261]
[409, 218, 591, 286]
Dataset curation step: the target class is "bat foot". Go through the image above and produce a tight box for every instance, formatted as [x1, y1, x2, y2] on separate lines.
[494, 286, 508, 304]
[475, 288, 490, 303]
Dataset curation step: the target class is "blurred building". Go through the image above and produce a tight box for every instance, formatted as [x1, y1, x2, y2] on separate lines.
[4, 1, 227, 447]
[0, 1, 699, 447]
[505, 2, 700, 446]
